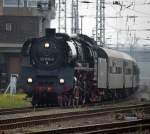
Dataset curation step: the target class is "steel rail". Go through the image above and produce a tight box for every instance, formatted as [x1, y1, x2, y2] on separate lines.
[0, 107, 33, 115]
[0, 103, 150, 130]
[0, 103, 150, 125]
[83, 124, 150, 134]
[0, 100, 148, 115]
[28, 119, 150, 134]
[0, 107, 54, 115]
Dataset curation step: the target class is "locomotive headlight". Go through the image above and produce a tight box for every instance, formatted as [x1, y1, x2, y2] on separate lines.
[44, 43, 49, 48]
[59, 78, 65, 84]
[27, 77, 33, 83]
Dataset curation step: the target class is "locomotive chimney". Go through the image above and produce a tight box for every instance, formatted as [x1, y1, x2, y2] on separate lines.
[45, 28, 56, 37]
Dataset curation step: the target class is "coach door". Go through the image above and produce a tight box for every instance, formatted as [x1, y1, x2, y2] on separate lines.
[98, 58, 107, 88]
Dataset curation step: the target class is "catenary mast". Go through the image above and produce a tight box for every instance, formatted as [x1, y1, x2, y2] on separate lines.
[71, 0, 79, 34]
[58, 0, 67, 33]
[96, 0, 105, 47]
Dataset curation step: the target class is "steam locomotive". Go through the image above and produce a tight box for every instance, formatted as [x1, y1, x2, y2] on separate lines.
[19, 29, 139, 106]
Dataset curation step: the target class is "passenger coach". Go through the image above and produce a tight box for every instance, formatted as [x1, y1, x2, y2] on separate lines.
[97, 47, 139, 99]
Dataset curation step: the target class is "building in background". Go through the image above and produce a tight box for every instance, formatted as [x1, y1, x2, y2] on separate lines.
[0, 0, 55, 89]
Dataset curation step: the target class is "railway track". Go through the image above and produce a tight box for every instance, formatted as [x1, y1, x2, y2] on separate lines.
[0, 103, 150, 130]
[0, 97, 142, 115]
[0, 107, 52, 115]
[28, 118, 150, 134]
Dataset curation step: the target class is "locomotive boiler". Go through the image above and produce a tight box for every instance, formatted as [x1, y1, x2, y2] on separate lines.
[19, 29, 139, 107]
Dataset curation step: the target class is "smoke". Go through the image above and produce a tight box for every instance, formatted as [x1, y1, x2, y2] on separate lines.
[134, 79, 150, 101]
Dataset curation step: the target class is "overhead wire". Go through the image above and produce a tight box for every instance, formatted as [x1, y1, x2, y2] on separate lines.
[55, 0, 150, 45]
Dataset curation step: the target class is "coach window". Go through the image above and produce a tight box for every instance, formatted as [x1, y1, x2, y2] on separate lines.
[5, 23, 12, 32]
[3, 0, 24, 7]
[116, 67, 122, 74]
[109, 66, 122, 74]
[126, 68, 131, 75]
[112, 66, 116, 73]
[27, 0, 49, 8]
[27, 0, 37, 7]
[124, 61, 128, 66]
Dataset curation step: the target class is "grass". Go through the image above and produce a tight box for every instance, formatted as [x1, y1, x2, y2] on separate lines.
[0, 93, 31, 108]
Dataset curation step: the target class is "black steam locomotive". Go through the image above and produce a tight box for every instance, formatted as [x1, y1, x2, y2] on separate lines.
[19, 29, 139, 107]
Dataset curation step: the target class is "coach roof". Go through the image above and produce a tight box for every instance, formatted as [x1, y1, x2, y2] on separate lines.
[99, 47, 136, 63]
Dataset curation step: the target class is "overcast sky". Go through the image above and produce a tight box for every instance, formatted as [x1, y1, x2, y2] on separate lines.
[51, 0, 150, 48]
